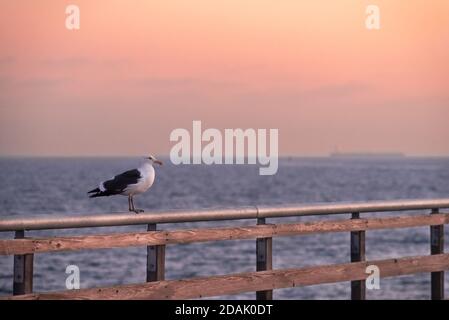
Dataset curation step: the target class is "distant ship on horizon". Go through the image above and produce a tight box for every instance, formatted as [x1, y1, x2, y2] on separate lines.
[329, 152, 406, 158]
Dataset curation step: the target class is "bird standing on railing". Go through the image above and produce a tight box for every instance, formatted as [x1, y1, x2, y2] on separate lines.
[88, 155, 163, 213]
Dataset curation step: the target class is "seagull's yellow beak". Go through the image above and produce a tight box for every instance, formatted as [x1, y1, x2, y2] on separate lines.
[154, 160, 163, 166]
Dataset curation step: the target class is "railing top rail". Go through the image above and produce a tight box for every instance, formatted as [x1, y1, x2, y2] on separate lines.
[1, 198, 449, 232]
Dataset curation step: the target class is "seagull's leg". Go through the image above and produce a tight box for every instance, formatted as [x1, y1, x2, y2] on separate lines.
[128, 195, 133, 212]
[131, 196, 144, 214]
[130, 195, 135, 212]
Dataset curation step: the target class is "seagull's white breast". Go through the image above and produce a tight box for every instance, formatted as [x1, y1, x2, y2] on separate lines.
[124, 163, 155, 196]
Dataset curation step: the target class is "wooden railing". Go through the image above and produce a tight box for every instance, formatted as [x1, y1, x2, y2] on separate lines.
[0, 198, 448, 300]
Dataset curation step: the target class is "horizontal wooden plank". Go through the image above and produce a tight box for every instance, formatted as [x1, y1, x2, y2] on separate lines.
[4, 253, 449, 300]
[1, 213, 448, 255]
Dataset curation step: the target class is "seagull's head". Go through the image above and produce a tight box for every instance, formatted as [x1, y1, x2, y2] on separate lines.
[146, 155, 163, 166]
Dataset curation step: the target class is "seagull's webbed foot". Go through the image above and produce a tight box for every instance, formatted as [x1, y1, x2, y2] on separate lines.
[129, 196, 144, 214]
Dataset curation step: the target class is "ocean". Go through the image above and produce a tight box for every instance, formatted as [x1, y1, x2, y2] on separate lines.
[0, 157, 448, 299]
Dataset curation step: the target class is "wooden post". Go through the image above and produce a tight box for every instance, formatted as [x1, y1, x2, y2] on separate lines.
[256, 218, 273, 300]
[13, 230, 34, 295]
[430, 208, 444, 300]
[350, 212, 366, 300]
[146, 224, 165, 282]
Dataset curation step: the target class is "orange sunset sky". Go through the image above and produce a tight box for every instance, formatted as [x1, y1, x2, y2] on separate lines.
[0, 0, 448, 157]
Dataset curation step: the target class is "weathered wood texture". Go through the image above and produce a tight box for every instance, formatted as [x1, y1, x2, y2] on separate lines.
[146, 224, 165, 282]
[256, 218, 273, 300]
[12, 231, 33, 295]
[1, 213, 448, 256]
[4, 253, 449, 300]
[350, 213, 366, 300]
[430, 209, 444, 300]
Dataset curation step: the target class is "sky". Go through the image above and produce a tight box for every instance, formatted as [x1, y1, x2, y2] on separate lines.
[0, 0, 448, 157]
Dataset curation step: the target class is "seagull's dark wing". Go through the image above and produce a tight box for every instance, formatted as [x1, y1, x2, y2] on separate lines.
[103, 169, 142, 193]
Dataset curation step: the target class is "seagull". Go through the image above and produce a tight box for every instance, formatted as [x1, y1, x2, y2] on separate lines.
[88, 155, 163, 213]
